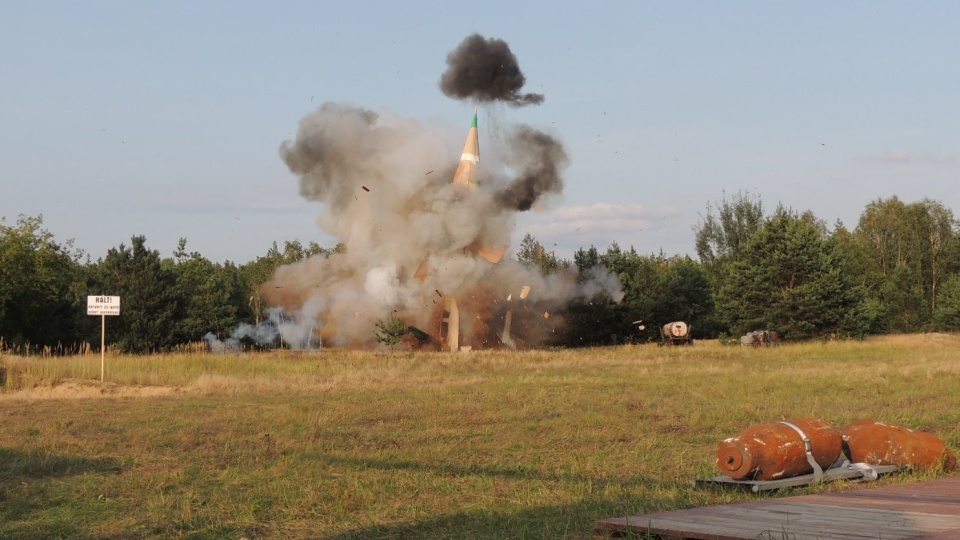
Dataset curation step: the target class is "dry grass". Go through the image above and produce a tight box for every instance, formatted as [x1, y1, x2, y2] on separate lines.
[2, 335, 960, 539]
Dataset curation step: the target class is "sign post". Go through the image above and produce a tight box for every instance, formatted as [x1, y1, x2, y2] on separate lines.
[87, 296, 121, 383]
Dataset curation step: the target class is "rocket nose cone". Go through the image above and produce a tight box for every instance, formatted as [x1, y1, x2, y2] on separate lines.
[716, 439, 753, 479]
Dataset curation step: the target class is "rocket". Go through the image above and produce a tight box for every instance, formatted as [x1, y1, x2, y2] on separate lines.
[441, 112, 480, 352]
[440, 111, 508, 351]
[451, 111, 506, 264]
[452, 111, 480, 188]
[416, 111, 495, 282]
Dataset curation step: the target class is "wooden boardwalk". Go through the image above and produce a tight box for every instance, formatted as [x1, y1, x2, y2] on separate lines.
[595, 475, 960, 539]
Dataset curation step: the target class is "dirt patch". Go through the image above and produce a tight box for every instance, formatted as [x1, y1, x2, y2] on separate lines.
[0, 379, 187, 401]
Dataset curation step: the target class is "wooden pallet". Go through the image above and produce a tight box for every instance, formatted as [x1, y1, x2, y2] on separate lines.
[695, 462, 900, 492]
[595, 475, 960, 539]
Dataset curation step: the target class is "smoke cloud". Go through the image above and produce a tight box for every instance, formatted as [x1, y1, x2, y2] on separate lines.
[206, 35, 622, 350]
[440, 34, 544, 107]
[494, 125, 567, 211]
[204, 308, 319, 352]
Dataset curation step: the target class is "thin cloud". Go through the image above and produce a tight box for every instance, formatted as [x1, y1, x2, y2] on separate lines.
[523, 203, 680, 237]
[137, 199, 315, 215]
[864, 151, 958, 165]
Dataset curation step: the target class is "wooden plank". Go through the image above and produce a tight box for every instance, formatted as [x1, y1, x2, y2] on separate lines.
[671, 503, 958, 539]
[596, 476, 960, 539]
[802, 496, 960, 515]
[596, 509, 958, 540]
[594, 516, 746, 540]
[769, 503, 960, 532]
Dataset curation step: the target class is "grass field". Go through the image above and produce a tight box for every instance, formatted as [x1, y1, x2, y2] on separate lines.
[3, 335, 960, 539]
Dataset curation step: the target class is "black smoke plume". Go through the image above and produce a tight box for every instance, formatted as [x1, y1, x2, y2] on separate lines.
[440, 34, 544, 107]
[494, 125, 567, 211]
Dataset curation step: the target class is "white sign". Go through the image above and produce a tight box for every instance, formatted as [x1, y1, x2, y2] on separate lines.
[87, 295, 121, 316]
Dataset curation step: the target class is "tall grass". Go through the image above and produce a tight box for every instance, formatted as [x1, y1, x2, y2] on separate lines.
[2, 335, 959, 539]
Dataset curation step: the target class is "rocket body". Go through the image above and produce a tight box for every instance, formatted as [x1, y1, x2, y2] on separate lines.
[451, 111, 504, 264]
[452, 112, 480, 188]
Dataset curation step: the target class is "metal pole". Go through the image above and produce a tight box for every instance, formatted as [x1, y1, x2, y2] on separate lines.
[100, 314, 105, 383]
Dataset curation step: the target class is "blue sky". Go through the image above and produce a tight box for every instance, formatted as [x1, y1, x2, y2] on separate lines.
[3, 1, 957, 263]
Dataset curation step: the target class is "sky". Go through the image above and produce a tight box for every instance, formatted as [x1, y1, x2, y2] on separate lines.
[2, 1, 958, 264]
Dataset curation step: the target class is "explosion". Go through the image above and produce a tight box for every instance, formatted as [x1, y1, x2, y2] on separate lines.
[208, 34, 621, 351]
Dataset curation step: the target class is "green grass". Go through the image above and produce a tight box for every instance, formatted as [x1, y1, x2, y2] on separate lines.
[2, 335, 960, 539]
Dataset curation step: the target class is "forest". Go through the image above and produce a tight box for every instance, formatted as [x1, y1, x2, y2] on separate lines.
[3, 193, 960, 353]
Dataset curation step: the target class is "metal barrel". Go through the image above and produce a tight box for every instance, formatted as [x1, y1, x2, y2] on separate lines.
[716, 418, 843, 481]
[662, 321, 688, 338]
[841, 419, 958, 472]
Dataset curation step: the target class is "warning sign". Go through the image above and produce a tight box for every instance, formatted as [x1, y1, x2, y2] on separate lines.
[87, 296, 121, 316]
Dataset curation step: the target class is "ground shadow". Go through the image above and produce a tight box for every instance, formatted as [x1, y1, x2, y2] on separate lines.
[0, 447, 125, 540]
[320, 498, 659, 540]
[313, 452, 677, 539]
[0, 447, 123, 481]
[315, 452, 653, 486]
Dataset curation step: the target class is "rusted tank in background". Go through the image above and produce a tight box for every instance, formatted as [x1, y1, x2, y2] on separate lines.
[659, 321, 693, 346]
[842, 419, 958, 472]
[716, 419, 843, 481]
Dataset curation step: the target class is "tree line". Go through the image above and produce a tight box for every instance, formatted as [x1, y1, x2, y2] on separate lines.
[3, 194, 960, 353]
[522, 193, 960, 345]
[0, 215, 337, 354]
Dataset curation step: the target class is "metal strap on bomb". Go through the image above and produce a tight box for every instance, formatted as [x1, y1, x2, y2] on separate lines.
[778, 421, 824, 483]
[848, 461, 880, 481]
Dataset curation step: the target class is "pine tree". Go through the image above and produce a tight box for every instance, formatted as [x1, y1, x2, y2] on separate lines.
[95, 236, 179, 353]
[716, 207, 858, 339]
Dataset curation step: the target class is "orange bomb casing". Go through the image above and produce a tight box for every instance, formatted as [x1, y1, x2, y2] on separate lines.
[716, 418, 843, 481]
[841, 419, 958, 472]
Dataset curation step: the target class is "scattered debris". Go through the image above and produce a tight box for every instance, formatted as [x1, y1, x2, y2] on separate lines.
[740, 330, 781, 347]
[406, 326, 430, 342]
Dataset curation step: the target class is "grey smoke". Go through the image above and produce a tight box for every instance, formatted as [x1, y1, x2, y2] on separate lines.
[209, 36, 617, 350]
[494, 125, 567, 211]
[204, 308, 320, 352]
[257, 101, 619, 349]
[440, 34, 544, 107]
[577, 266, 626, 303]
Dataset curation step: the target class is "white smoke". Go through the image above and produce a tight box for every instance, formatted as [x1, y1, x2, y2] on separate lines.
[204, 308, 319, 352]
